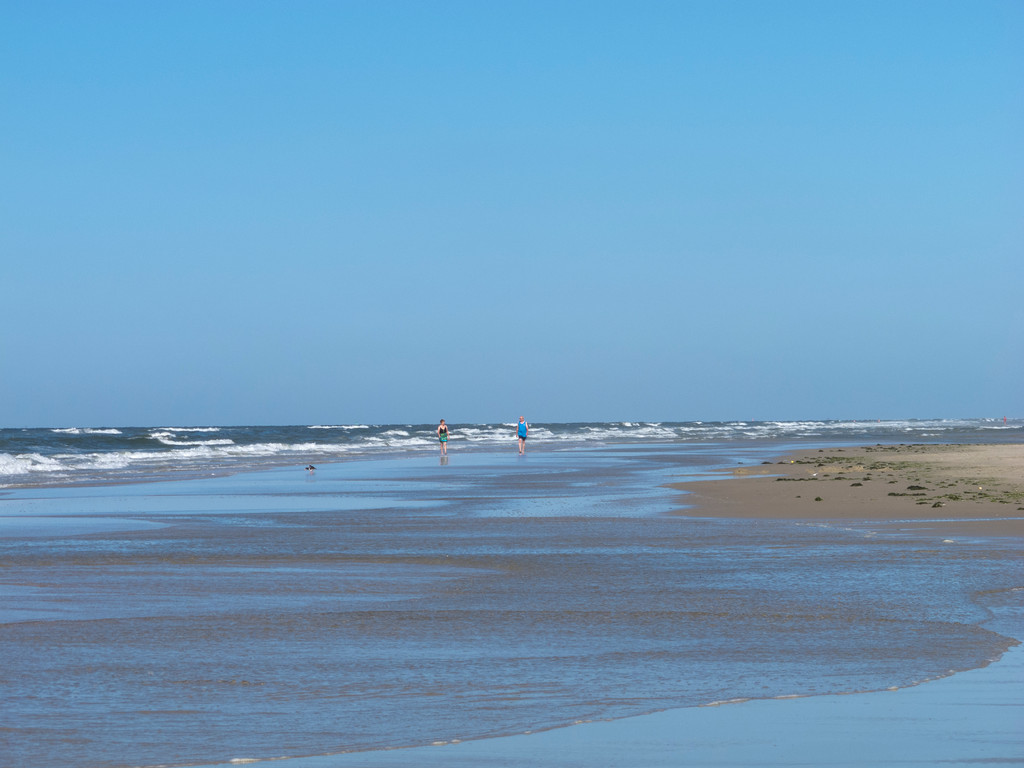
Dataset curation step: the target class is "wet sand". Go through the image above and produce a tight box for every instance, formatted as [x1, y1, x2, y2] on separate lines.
[230, 641, 1024, 768]
[323, 442, 1023, 767]
[6, 444, 1022, 767]
[671, 443, 1024, 538]
[203, 442, 1024, 768]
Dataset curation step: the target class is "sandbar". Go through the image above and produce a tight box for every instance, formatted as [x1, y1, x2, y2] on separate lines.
[670, 443, 1024, 538]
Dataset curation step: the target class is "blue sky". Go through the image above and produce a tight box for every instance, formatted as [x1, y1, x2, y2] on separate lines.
[3, 1, 1021, 427]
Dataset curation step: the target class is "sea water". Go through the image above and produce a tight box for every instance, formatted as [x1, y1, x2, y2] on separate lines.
[1, 428, 1022, 767]
[1, 418, 1019, 489]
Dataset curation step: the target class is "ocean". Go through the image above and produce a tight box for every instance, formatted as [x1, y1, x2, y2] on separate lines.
[1, 420, 1022, 767]
[1, 418, 1019, 489]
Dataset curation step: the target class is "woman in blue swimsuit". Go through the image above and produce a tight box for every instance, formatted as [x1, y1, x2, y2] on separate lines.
[517, 417, 528, 455]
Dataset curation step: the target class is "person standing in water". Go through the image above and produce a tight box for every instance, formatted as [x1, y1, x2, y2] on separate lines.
[516, 416, 528, 455]
[437, 419, 450, 456]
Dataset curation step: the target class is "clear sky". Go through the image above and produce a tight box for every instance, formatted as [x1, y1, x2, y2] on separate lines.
[3, 1, 1021, 427]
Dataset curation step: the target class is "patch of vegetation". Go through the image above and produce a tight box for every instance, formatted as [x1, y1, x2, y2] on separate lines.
[792, 456, 859, 468]
[865, 461, 920, 472]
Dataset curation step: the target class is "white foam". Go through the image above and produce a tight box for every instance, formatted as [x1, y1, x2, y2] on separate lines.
[0, 453, 66, 475]
[51, 427, 123, 435]
[150, 432, 236, 447]
[154, 427, 222, 433]
[0, 453, 32, 475]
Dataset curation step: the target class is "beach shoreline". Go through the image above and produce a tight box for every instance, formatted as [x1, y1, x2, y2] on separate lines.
[668, 442, 1024, 538]
[3, 439, 1022, 767]
[293, 442, 1024, 767]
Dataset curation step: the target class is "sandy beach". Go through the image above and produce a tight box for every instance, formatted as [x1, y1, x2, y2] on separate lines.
[670, 443, 1024, 538]
[305, 442, 1024, 768]
[3, 439, 1021, 767]
[187, 441, 1024, 768]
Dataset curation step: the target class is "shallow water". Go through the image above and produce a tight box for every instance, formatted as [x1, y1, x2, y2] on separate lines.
[1, 445, 1021, 767]
[3, 418, 1020, 489]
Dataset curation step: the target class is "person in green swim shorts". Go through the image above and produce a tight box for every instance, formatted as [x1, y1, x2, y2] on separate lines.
[437, 419, 450, 455]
